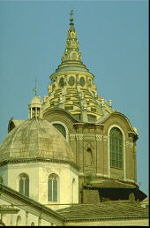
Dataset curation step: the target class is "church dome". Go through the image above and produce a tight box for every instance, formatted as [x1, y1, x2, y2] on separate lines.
[0, 119, 74, 164]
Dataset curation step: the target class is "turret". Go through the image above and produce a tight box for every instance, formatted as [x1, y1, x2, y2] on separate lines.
[28, 88, 42, 119]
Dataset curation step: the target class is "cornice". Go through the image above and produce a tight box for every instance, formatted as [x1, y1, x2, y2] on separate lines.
[0, 157, 79, 170]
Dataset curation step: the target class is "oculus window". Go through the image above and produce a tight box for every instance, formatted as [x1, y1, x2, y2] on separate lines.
[59, 77, 65, 87]
[79, 77, 85, 86]
[68, 76, 75, 86]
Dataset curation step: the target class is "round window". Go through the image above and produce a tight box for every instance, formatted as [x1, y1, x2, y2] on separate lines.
[88, 79, 92, 86]
[52, 83, 55, 90]
[68, 76, 75, 86]
[79, 77, 85, 86]
[59, 77, 65, 87]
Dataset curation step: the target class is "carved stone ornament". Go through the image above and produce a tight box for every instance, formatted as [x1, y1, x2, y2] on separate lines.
[76, 134, 84, 140]
[69, 134, 76, 140]
[84, 141, 95, 150]
[129, 142, 133, 148]
[103, 136, 108, 141]
[95, 134, 103, 141]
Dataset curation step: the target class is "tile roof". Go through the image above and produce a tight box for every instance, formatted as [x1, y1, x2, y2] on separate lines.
[57, 201, 149, 221]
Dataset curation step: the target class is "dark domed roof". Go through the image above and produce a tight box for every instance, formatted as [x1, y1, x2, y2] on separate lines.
[0, 119, 74, 164]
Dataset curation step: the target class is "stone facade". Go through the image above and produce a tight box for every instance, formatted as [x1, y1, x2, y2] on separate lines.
[0, 184, 64, 226]
[42, 107, 138, 202]
[0, 162, 78, 210]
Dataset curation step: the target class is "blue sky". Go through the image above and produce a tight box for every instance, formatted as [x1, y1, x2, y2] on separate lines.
[0, 0, 148, 195]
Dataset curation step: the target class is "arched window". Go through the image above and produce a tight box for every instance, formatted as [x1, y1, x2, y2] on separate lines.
[53, 123, 66, 138]
[19, 173, 29, 197]
[72, 178, 76, 203]
[0, 219, 5, 226]
[48, 173, 59, 202]
[86, 148, 93, 166]
[0, 176, 3, 184]
[16, 215, 21, 226]
[110, 127, 123, 169]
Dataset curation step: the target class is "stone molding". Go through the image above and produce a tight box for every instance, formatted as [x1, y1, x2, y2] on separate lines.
[70, 134, 104, 141]
[95, 135, 103, 141]
[126, 141, 133, 148]
[103, 136, 108, 141]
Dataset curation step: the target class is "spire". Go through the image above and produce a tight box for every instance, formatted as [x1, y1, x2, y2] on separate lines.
[33, 79, 39, 96]
[61, 10, 82, 63]
[52, 10, 89, 75]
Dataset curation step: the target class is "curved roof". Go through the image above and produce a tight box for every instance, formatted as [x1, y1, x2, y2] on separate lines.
[96, 111, 137, 135]
[0, 118, 74, 164]
[30, 95, 42, 106]
[57, 201, 148, 221]
[56, 66, 88, 72]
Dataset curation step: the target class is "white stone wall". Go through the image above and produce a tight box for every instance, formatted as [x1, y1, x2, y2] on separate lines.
[0, 165, 8, 184]
[0, 161, 79, 210]
[38, 162, 79, 210]
[0, 198, 61, 226]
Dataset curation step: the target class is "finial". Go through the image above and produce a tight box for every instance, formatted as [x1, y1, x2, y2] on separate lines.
[70, 9, 74, 18]
[33, 79, 39, 96]
[70, 9, 74, 25]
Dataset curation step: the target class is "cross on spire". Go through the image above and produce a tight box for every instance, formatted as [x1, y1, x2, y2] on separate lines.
[33, 79, 39, 96]
[70, 9, 74, 18]
[69, 9, 74, 25]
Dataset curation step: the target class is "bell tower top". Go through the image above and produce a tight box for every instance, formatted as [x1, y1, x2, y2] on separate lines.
[28, 85, 42, 120]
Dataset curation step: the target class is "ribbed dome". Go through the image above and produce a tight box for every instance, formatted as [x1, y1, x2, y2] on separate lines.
[0, 119, 74, 164]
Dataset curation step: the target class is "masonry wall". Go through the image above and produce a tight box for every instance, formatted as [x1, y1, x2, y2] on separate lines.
[0, 198, 63, 226]
[43, 110, 138, 203]
[44, 111, 137, 183]
[0, 162, 79, 210]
